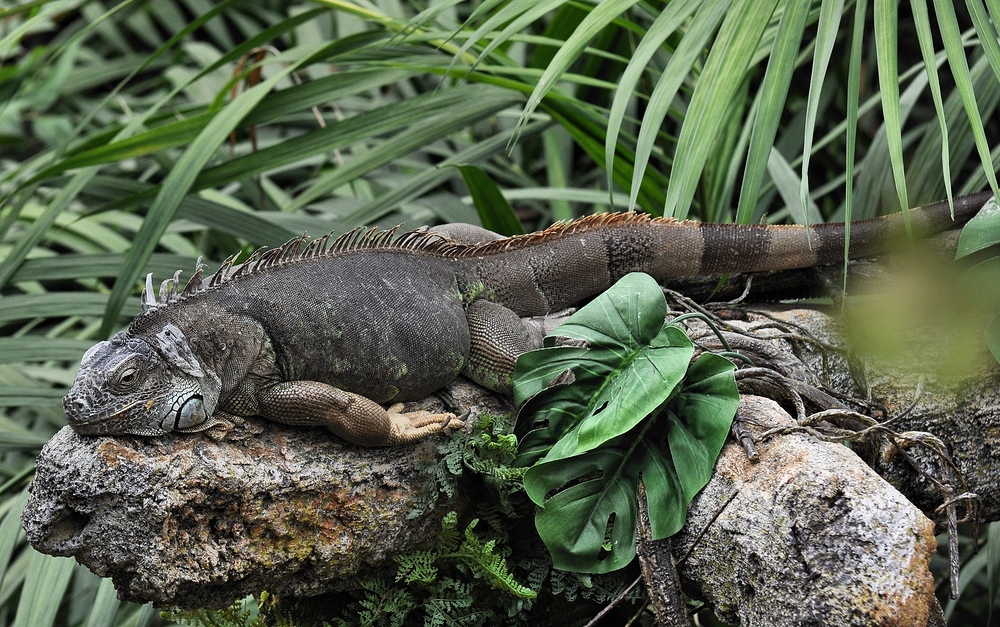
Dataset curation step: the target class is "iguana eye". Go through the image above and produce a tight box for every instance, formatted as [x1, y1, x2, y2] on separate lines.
[116, 367, 139, 388]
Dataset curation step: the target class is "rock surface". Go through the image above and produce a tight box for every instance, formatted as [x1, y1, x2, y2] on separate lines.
[22, 383, 507, 609]
[664, 395, 940, 626]
[749, 306, 1000, 521]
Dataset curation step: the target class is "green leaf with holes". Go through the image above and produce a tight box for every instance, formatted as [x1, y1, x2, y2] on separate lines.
[514, 273, 695, 467]
[513, 273, 738, 573]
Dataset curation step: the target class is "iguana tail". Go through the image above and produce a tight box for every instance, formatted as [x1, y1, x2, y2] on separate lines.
[694, 191, 993, 274]
[461, 191, 994, 315]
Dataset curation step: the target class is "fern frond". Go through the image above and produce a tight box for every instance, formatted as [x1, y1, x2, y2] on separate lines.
[160, 595, 265, 627]
[450, 520, 537, 599]
[436, 510, 462, 553]
[357, 578, 414, 627]
[424, 579, 491, 627]
[395, 550, 438, 585]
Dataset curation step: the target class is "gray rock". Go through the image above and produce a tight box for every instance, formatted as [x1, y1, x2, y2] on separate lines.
[665, 395, 940, 626]
[750, 306, 1000, 521]
[22, 382, 507, 609]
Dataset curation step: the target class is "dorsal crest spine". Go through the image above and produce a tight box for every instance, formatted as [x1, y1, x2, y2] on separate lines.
[136, 212, 673, 314]
[139, 225, 433, 313]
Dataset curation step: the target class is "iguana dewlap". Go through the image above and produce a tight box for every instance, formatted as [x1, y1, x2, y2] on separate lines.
[63, 194, 992, 446]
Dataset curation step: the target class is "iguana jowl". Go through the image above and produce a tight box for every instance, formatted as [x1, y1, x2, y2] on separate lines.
[63, 193, 992, 446]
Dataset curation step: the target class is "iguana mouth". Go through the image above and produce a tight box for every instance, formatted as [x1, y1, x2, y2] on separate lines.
[66, 397, 162, 434]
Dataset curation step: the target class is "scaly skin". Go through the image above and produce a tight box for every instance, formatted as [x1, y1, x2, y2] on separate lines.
[63, 193, 994, 446]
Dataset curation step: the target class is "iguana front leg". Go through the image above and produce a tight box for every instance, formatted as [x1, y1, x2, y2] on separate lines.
[463, 299, 583, 394]
[256, 381, 456, 447]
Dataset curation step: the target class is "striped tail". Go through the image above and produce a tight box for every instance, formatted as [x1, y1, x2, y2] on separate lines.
[462, 192, 994, 315]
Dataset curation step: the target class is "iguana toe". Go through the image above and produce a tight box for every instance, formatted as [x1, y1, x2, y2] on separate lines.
[386, 404, 458, 444]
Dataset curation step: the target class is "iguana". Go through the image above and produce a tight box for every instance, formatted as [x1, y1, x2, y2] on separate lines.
[63, 192, 993, 446]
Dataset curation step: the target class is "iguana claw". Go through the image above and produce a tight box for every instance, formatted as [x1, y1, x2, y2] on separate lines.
[385, 403, 459, 444]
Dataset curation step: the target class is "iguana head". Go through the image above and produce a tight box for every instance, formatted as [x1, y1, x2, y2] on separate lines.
[64, 325, 215, 437]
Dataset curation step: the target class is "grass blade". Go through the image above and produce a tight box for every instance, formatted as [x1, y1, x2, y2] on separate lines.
[768, 147, 821, 224]
[0, 293, 136, 326]
[286, 87, 522, 213]
[933, 0, 1000, 197]
[11, 550, 75, 627]
[0, 339, 96, 364]
[662, 0, 778, 219]
[736, 0, 810, 223]
[799, 0, 844, 227]
[604, 0, 701, 197]
[874, 0, 909, 229]
[83, 577, 121, 627]
[514, 0, 642, 144]
[99, 52, 311, 337]
[911, 0, 952, 210]
[629, 0, 731, 213]
[0, 490, 28, 587]
[843, 0, 868, 280]
[456, 165, 523, 235]
[339, 119, 551, 226]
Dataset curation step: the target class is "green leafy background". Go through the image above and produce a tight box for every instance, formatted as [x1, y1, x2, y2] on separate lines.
[1, 0, 999, 624]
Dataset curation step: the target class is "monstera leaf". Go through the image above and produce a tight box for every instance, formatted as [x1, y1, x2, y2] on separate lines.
[956, 196, 1000, 366]
[956, 195, 1000, 259]
[513, 273, 738, 573]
